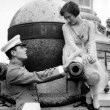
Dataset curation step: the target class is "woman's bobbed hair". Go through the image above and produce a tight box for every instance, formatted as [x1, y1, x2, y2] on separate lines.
[60, 1, 80, 17]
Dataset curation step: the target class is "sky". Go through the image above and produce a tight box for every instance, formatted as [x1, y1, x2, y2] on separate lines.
[0, 0, 110, 63]
[93, 0, 110, 26]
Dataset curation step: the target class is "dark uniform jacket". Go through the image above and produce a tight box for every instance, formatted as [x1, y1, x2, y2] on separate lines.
[6, 60, 65, 110]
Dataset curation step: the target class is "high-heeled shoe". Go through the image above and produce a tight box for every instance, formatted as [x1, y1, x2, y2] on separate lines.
[82, 102, 94, 110]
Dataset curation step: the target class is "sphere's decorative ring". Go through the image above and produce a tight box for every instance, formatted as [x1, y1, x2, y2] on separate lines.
[39, 92, 80, 107]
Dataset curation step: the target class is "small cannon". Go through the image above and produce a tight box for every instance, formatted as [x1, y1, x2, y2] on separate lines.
[67, 62, 84, 80]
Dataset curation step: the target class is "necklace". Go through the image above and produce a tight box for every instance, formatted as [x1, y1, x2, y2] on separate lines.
[71, 20, 87, 41]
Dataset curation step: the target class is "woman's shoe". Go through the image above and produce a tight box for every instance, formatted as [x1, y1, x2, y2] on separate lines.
[73, 101, 94, 110]
[85, 103, 94, 110]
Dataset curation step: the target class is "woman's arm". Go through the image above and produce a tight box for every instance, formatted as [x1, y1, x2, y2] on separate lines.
[85, 21, 97, 58]
[83, 21, 97, 65]
[7, 66, 65, 84]
[62, 24, 81, 60]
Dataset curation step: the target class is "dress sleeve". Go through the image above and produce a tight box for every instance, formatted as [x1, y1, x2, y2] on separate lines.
[84, 21, 97, 58]
[62, 24, 81, 60]
[7, 66, 65, 84]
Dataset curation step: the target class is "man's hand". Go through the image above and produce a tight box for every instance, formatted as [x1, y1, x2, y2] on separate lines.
[62, 62, 71, 73]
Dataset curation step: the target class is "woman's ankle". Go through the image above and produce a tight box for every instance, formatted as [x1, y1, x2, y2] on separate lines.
[86, 97, 93, 104]
[93, 99, 100, 109]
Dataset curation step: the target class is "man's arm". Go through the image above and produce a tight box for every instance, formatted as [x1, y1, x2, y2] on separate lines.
[7, 66, 65, 84]
[35, 66, 65, 83]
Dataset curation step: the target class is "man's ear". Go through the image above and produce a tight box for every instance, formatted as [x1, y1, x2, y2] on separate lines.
[11, 50, 16, 56]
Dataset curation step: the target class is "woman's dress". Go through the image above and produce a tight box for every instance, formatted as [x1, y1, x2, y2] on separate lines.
[62, 19, 108, 95]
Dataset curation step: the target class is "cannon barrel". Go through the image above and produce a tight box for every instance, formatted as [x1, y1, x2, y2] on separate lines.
[68, 62, 84, 79]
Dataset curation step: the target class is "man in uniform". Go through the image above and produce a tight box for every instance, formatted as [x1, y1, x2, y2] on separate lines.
[1, 35, 69, 110]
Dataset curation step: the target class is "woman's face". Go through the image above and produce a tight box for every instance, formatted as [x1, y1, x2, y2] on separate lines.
[63, 11, 77, 25]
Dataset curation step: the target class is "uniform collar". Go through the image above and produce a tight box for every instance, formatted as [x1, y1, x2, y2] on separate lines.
[10, 59, 23, 66]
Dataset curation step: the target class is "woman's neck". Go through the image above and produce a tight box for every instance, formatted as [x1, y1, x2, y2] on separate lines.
[71, 16, 83, 26]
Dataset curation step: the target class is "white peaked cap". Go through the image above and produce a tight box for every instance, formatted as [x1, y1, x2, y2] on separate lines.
[22, 102, 41, 110]
[1, 35, 25, 53]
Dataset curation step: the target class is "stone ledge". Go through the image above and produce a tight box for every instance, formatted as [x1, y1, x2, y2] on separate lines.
[101, 107, 110, 110]
[99, 91, 110, 106]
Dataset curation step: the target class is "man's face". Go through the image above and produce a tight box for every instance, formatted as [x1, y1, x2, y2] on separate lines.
[12, 45, 27, 60]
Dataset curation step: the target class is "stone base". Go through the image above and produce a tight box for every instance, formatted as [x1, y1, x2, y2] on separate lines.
[42, 104, 88, 110]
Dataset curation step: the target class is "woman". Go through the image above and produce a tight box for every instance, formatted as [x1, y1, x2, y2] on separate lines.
[60, 1, 108, 110]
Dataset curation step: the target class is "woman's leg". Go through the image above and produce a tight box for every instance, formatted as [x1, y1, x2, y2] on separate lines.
[86, 91, 93, 105]
[85, 60, 108, 109]
[90, 85, 100, 109]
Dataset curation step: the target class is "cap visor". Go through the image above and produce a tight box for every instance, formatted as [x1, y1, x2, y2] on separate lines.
[16, 43, 26, 47]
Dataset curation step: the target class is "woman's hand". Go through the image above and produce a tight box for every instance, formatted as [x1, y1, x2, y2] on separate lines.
[82, 54, 96, 65]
